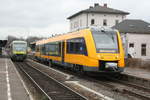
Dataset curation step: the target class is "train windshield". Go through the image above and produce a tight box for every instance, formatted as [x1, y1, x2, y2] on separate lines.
[92, 30, 118, 53]
[13, 43, 26, 51]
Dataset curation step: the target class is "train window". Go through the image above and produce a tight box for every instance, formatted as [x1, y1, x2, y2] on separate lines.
[45, 44, 50, 55]
[92, 30, 118, 53]
[41, 45, 46, 55]
[58, 42, 61, 55]
[39, 45, 42, 53]
[67, 38, 87, 55]
[35, 45, 40, 52]
[45, 42, 61, 56]
[13, 43, 27, 51]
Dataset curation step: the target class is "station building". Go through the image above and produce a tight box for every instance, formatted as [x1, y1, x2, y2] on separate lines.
[113, 19, 150, 59]
[67, 3, 129, 31]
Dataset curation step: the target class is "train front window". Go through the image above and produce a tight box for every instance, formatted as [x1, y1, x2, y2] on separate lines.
[92, 30, 118, 53]
[13, 43, 26, 51]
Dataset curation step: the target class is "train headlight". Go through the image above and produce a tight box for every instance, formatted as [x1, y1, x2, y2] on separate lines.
[98, 55, 101, 58]
[115, 55, 119, 59]
[98, 55, 104, 59]
[105, 63, 117, 69]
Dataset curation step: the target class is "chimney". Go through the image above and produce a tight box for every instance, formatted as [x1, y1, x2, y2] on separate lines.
[104, 3, 107, 8]
[94, 3, 99, 7]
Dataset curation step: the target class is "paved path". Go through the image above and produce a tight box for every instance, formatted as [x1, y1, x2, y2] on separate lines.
[0, 58, 30, 100]
[124, 67, 150, 80]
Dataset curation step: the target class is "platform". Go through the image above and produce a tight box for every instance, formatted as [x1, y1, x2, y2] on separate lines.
[124, 67, 150, 80]
[0, 58, 31, 100]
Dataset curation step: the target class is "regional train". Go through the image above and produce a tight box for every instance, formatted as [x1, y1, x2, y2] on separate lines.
[35, 27, 125, 73]
[9, 40, 27, 61]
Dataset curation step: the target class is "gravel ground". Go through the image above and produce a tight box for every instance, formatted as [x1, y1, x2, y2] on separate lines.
[14, 62, 46, 100]
[26, 59, 146, 100]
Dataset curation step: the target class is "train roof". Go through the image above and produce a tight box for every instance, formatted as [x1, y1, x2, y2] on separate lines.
[36, 27, 118, 45]
[12, 40, 27, 44]
[36, 28, 89, 45]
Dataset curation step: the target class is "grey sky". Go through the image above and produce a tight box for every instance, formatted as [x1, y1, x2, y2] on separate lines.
[0, 0, 149, 40]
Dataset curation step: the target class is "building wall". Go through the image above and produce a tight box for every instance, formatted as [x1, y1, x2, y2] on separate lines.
[69, 13, 126, 31]
[87, 13, 125, 27]
[126, 33, 150, 59]
[69, 13, 87, 31]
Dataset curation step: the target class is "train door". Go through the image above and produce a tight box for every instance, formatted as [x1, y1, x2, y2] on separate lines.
[61, 41, 65, 63]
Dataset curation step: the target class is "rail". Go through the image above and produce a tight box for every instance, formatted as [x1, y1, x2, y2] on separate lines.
[14, 62, 87, 100]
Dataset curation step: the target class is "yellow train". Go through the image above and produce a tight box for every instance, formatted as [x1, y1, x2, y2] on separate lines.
[35, 27, 125, 73]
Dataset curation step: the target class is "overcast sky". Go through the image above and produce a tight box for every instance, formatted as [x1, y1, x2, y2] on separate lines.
[0, 0, 150, 40]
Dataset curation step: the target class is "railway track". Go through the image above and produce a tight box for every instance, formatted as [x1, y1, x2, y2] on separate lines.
[14, 61, 87, 100]
[27, 58, 150, 100]
[93, 75, 150, 100]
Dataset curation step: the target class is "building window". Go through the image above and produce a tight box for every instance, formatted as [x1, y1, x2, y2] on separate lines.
[129, 43, 134, 48]
[103, 19, 107, 26]
[122, 16, 125, 19]
[115, 20, 119, 25]
[128, 43, 135, 58]
[91, 19, 95, 25]
[35, 45, 40, 52]
[141, 44, 146, 56]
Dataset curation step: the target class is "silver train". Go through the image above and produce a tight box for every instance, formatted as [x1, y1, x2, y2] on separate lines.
[9, 41, 27, 61]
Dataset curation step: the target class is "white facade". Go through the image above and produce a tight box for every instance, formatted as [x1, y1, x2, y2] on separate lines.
[122, 33, 150, 59]
[69, 13, 126, 31]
